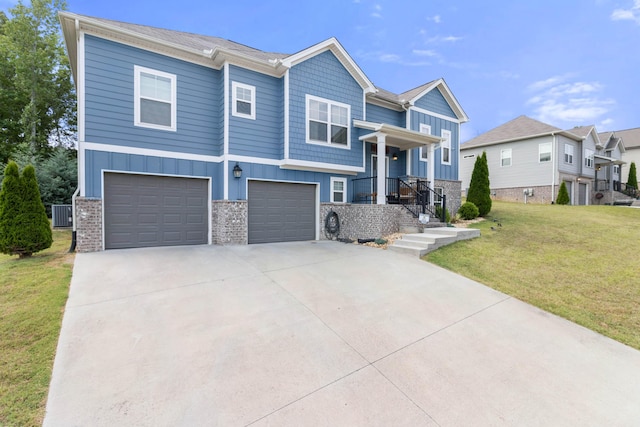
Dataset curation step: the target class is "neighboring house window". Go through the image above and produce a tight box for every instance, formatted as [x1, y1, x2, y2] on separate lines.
[441, 129, 451, 165]
[501, 148, 512, 167]
[306, 95, 350, 148]
[539, 142, 551, 162]
[134, 65, 176, 131]
[564, 144, 574, 164]
[419, 124, 431, 161]
[330, 177, 347, 203]
[232, 82, 255, 120]
[585, 149, 594, 168]
[614, 165, 620, 175]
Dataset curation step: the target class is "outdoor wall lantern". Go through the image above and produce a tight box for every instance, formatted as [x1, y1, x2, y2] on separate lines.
[233, 163, 242, 178]
[392, 152, 398, 161]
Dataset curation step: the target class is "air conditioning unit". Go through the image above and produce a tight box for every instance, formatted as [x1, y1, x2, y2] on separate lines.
[52, 204, 73, 228]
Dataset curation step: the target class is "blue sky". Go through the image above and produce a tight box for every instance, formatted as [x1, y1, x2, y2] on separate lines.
[4, 0, 640, 141]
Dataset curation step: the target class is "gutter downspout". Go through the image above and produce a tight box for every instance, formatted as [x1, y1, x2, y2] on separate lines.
[551, 133, 556, 203]
[69, 187, 79, 252]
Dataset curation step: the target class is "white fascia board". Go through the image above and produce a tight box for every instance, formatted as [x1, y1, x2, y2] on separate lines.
[408, 78, 469, 123]
[280, 159, 363, 175]
[409, 106, 462, 124]
[365, 95, 404, 111]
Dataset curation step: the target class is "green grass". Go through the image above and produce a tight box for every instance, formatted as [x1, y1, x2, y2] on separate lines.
[0, 229, 73, 427]
[425, 201, 640, 350]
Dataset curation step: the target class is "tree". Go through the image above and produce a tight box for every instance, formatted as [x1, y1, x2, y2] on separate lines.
[556, 182, 570, 205]
[0, 0, 75, 163]
[0, 161, 52, 257]
[627, 162, 638, 191]
[467, 151, 492, 216]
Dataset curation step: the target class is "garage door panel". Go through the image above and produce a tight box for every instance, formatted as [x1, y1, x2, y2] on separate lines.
[248, 181, 316, 244]
[104, 173, 208, 249]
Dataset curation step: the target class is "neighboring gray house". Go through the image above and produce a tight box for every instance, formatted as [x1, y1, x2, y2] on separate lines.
[460, 115, 626, 205]
[606, 128, 640, 186]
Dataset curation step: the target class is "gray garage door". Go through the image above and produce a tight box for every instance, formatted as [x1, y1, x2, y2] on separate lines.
[248, 181, 316, 244]
[104, 173, 208, 249]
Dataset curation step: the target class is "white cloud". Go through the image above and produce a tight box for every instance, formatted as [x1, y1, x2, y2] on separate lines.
[428, 15, 441, 24]
[371, 3, 383, 18]
[426, 35, 463, 43]
[412, 49, 438, 57]
[526, 76, 615, 125]
[611, 0, 640, 24]
[379, 53, 401, 62]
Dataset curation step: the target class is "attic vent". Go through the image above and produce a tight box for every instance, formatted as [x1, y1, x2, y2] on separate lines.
[52, 204, 73, 228]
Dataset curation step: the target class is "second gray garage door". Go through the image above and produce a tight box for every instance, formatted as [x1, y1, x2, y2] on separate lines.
[248, 181, 316, 244]
[104, 173, 208, 249]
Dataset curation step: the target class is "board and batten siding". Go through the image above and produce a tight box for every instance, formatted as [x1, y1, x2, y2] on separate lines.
[228, 65, 283, 159]
[409, 109, 459, 181]
[84, 149, 220, 199]
[288, 50, 364, 167]
[84, 35, 222, 156]
[459, 136, 555, 191]
[557, 136, 580, 175]
[581, 133, 598, 179]
[412, 87, 457, 119]
[365, 103, 404, 127]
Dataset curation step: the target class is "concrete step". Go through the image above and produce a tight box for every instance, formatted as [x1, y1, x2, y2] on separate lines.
[388, 227, 481, 258]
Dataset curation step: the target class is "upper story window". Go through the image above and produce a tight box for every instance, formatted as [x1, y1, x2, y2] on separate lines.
[564, 144, 574, 164]
[232, 82, 256, 120]
[330, 177, 347, 203]
[441, 129, 451, 165]
[585, 149, 594, 168]
[134, 65, 176, 131]
[419, 124, 431, 161]
[539, 142, 551, 162]
[614, 165, 620, 175]
[501, 148, 512, 167]
[306, 95, 350, 149]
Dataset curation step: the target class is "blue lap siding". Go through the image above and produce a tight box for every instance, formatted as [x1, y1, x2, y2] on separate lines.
[365, 103, 404, 127]
[409, 109, 459, 181]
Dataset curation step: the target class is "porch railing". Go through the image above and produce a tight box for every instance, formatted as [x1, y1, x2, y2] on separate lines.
[351, 177, 447, 222]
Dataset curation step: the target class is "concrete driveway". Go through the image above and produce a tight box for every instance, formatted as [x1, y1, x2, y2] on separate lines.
[44, 241, 640, 426]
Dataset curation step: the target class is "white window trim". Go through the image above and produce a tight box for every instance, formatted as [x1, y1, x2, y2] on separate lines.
[564, 143, 574, 164]
[330, 177, 347, 203]
[305, 94, 351, 150]
[232, 81, 256, 120]
[501, 148, 512, 167]
[134, 65, 177, 132]
[539, 142, 552, 163]
[419, 123, 432, 162]
[441, 129, 451, 165]
[585, 149, 594, 168]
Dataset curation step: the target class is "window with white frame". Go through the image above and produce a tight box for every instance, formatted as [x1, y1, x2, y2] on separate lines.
[441, 129, 451, 165]
[307, 95, 350, 148]
[539, 142, 551, 162]
[585, 148, 594, 168]
[501, 148, 512, 167]
[614, 165, 620, 175]
[232, 82, 255, 119]
[419, 124, 432, 161]
[134, 66, 177, 131]
[564, 144, 574, 164]
[330, 177, 347, 203]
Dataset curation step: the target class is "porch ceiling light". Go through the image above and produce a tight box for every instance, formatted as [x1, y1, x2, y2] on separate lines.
[233, 163, 242, 178]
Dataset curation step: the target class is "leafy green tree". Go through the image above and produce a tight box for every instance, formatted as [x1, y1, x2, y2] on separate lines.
[467, 151, 492, 216]
[0, 0, 75, 162]
[556, 182, 570, 205]
[627, 162, 638, 191]
[0, 161, 52, 257]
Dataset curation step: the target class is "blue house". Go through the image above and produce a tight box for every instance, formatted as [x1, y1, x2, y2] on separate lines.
[59, 12, 469, 251]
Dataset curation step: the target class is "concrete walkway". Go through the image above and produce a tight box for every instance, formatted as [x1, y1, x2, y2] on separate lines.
[44, 241, 640, 426]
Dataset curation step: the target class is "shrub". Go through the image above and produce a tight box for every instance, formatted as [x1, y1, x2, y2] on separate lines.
[458, 201, 480, 220]
[435, 205, 451, 223]
[627, 162, 638, 191]
[0, 161, 52, 258]
[556, 182, 570, 205]
[467, 151, 492, 216]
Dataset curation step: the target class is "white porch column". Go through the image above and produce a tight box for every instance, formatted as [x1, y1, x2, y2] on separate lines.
[376, 133, 386, 205]
[428, 143, 436, 204]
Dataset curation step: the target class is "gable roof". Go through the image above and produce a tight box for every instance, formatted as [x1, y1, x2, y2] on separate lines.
[598, 131, 626, 153]
[607, 127, 640, 149]
[461, 115, 583, 150]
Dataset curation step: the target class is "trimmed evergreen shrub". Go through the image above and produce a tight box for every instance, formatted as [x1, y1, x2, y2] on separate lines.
[435, 205, 451, 223]
[0, 162, 52, 258]
[467, 151, 492, 216]
[556, 182, 570, 205]
[458, 201, 480, 220]
[627, 162, 638, 191]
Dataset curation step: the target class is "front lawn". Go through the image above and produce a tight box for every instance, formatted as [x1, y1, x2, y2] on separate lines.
[0, 229, 73, 426]
[426, 201, 640, 350]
